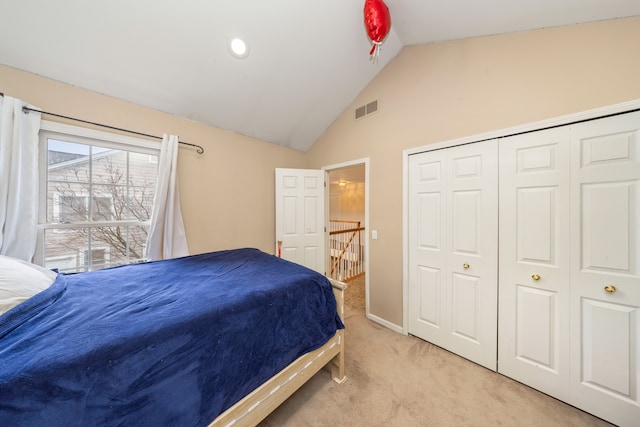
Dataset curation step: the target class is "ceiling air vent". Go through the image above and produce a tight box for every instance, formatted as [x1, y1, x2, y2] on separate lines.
[355, 100, 378, 120]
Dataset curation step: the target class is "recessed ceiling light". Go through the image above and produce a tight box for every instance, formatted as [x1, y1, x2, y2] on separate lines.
[228, 36, 249, 59]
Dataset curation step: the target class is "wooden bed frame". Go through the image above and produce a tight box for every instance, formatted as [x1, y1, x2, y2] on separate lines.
[209, 278, 347, 427]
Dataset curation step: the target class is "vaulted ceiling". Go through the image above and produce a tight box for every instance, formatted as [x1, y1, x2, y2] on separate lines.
[1, 1, 639, 151]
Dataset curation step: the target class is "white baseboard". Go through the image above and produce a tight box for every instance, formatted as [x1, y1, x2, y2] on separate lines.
[366, 312, 404, 335]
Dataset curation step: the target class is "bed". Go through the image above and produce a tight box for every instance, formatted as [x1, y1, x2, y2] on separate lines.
[0, 248, 346, 426]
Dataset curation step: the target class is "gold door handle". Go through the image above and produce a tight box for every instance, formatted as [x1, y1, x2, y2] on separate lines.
[532, 274, 541, 281]
[604, 285, 616, 294]
[463, 263, 470, 269]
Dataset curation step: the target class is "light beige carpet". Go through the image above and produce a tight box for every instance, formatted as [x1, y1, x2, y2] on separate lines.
[259, 305, 612, 426]
[343, 275, 365, 312]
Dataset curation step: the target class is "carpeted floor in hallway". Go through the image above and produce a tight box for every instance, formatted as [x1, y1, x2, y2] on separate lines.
[343, 275, 366, 313]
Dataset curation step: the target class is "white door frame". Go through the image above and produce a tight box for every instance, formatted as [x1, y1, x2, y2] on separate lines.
[402, 99, 640, 335]
[322, 158, 370, 316]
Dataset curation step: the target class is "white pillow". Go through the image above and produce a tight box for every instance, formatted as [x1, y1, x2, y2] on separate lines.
[0, 255, 58, 315]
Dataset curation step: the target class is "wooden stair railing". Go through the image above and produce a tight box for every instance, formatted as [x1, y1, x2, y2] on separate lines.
[329, 220, 364, 282]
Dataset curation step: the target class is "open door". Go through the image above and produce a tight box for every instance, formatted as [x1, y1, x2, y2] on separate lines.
[275, 168, 326, 274]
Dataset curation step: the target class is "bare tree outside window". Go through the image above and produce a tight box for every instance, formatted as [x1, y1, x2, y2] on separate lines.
[44, 139, 158, 273]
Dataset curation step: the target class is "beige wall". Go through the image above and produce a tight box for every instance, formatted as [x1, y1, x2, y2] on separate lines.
[306, 17, 640, 327]
[328, 182, 365, 224]
[1, 64, 308, 256]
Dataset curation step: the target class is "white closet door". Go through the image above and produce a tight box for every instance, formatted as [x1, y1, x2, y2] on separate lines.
[497, 128, 572, 401]
[569, 112, 640, 427]
[409, 140, 498, 370]
[408, 150, 448, 348]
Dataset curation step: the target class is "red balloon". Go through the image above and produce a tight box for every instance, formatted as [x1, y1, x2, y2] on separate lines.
[364, 0, 391, 57]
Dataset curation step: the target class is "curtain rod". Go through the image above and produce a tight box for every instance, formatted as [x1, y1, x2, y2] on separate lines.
[22, 106, 205, 154]
[1, 93, 204, 154]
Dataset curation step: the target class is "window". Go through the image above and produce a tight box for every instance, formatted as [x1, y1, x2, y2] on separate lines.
[36, 122, 159, 273]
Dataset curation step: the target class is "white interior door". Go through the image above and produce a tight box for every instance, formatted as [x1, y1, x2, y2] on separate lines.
[408, 140, 498, 370]
[497, 127, 572, 402]
[569, 112, 640, 427]
[275, 168, 325, 273]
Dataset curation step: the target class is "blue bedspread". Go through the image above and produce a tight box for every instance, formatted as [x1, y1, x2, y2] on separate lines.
[0, 248, 344, 426]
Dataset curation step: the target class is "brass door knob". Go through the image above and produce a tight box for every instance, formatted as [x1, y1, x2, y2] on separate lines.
[604, 285, 616, 294]
[463, 263, 470, 269]
[532, 274, 541, 281]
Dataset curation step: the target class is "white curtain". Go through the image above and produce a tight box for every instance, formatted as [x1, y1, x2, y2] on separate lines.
[146, 134, 189, 261]
[0, 96, 41, 261]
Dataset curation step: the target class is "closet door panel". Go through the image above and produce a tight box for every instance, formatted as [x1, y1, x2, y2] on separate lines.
[498, 127, 571, 401]
[415, 192, 443, 329]
[580, 299, 633, 395]
[409, 155, 448, 346]
[451, 190, 480, 255]
[417, 266, 441, 327]
[451, 272, 481, 343]
[516, 187, 556, 263]
[409, 140, 498, 371]
[570, 112, 640, 427]
[446, 142, 498, 370]
[515, 285, 557, 370]
[581, 182, 632, 271]
[417, 192, 442, 251]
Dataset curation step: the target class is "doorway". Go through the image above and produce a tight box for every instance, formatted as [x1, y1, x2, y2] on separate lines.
[325, 160, 368, 314]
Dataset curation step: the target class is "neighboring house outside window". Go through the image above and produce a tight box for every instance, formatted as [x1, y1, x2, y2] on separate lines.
[35, 122, 160, 273]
